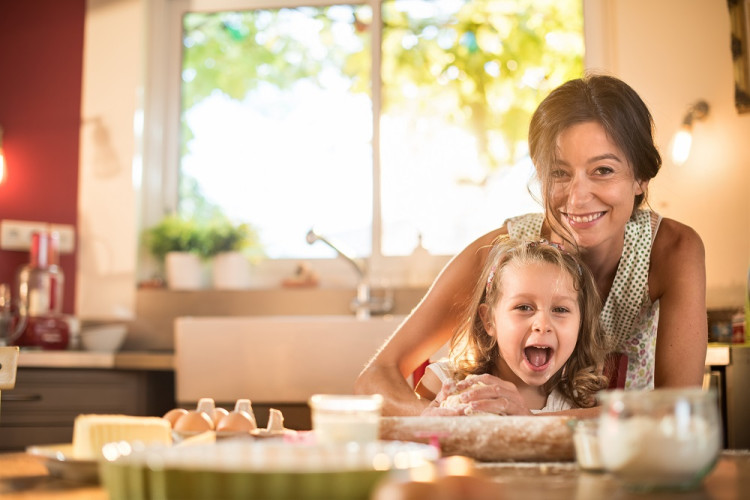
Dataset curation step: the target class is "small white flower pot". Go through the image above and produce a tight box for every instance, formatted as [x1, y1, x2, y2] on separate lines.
[165, 252, 205, 290]
[212, 251, 250, 289]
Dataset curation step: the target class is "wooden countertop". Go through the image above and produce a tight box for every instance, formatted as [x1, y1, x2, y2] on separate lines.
[17, 350, 174, 371]
[1, 450, 748, 500]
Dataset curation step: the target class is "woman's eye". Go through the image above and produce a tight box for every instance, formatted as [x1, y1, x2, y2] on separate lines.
[593, 166, 614, 175]
[550, 169, 569, 179]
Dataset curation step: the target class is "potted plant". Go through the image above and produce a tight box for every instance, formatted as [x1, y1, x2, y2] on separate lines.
[203, 219, 263, 289]
[143, 215, 207, 290]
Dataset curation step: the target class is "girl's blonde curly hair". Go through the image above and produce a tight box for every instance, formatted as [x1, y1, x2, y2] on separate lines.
[449, 235, 609, 408]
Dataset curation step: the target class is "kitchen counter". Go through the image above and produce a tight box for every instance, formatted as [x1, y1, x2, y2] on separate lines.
[1, 450, 748, 499]
[15, 344, 743, 372]
[16, 350, 174, 371]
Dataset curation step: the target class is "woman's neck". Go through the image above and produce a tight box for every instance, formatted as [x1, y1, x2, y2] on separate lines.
[543, 221, 625, 300]
[579, 238, 625, 300]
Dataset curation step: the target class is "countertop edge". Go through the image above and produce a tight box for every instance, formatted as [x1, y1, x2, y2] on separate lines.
[17, 350, 174, 371]
[16, 344, 747, 371]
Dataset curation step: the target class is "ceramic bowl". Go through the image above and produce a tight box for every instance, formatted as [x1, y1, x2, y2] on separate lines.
[80, 324, 127, 352]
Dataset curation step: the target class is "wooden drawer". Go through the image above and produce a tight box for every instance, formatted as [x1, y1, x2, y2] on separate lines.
[0, 368, 174, 451]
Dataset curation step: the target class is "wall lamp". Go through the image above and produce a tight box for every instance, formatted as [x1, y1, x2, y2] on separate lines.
[0, 124, 5, 183]
[671, 100, 709, 166]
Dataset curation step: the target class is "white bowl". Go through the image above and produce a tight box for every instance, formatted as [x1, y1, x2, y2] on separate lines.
[80, 325, 127, 352]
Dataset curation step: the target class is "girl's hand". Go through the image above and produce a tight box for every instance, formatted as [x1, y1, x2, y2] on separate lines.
[420, 380, 465, 416]
[454, 374, 533, 416]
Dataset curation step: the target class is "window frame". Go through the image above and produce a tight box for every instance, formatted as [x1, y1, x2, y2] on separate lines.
[139, 0, 607, 287]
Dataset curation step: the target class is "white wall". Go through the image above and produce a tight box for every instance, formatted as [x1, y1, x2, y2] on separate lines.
[608, 0, 750, 308]
[76, 0, 750, 319]
[76, 0, 143, 319]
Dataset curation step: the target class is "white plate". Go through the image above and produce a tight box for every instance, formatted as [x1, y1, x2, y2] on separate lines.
[26, 443, 100, 483]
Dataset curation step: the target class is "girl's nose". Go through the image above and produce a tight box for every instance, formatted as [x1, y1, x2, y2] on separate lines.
[532, 312, 552, 333]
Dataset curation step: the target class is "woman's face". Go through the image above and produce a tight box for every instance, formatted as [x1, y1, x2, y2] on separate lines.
[549, 121, 647, 250]
[480, 260, 580, 390]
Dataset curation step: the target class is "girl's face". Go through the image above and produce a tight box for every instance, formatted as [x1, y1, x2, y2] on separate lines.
[481, 260, 580, 390]
[550, 121, 647, 250]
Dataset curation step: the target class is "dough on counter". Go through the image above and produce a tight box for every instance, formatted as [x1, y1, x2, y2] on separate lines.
[440, 375, 492, 415]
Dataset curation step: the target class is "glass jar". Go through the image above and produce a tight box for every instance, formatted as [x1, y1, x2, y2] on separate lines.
[308, 394, 383, 444]
[597, 388, 721, 492]
[573, 419, 603, 471]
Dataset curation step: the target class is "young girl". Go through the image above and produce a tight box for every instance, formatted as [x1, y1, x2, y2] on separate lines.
[417, 236, 609, 415]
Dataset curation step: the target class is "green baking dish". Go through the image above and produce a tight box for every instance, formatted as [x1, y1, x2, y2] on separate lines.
[99, 437, 438, 500]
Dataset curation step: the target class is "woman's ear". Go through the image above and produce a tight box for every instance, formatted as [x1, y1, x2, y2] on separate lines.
[635, 178, 648, 196]
[478, 303, 494, 335]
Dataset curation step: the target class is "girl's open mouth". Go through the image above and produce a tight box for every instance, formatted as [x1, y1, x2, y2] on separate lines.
[524, 346, 553, 371]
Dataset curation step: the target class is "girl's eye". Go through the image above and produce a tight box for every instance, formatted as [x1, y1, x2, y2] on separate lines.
[515, 304, 533, 312]
[552, 307, 571, 314]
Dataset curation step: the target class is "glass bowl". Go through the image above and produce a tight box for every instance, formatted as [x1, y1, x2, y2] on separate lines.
[597, 388, 721, 491]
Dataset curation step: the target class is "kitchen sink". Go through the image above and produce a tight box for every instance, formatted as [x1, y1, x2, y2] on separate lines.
[174, 315, 407, 405]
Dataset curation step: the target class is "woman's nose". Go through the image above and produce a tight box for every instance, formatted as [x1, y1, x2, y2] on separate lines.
[566, 173, 592, 208]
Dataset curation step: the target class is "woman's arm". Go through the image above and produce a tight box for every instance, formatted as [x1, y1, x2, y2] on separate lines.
[354, 228, 506, 415]
[649, 218, 707, 388]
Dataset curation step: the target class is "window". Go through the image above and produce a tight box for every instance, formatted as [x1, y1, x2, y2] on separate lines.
[144, 0, 583, 285]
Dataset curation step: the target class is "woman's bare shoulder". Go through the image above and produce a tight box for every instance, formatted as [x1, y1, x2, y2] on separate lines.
[652, 217, 705, 259]
[650, 217, 706, 296]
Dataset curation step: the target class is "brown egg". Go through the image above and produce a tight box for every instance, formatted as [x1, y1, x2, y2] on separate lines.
[173, 410, 214, 433]
[211, 407, 229, 427]
[163, 408, 188, 428]
[216, 410, 256, 433]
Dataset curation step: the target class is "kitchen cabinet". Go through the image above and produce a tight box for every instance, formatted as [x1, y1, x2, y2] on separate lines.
[0, 367, 174, 451]
[705, 344, 750, 449]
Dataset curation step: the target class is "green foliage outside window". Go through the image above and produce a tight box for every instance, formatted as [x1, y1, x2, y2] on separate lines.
[178, 0, 583, 224]
[181, 1, 582, 171]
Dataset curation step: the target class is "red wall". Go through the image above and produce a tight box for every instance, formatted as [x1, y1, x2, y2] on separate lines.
[0, 0, 85, 314]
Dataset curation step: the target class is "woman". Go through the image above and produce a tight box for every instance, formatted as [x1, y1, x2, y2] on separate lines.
[354, 73, 707, 417]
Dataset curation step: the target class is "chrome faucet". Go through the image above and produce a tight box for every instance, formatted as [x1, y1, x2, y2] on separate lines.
[305, 228, 393, 319]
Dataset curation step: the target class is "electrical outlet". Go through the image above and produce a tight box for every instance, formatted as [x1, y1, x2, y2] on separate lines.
[0, 220, 48, 251]
[49, 224, 76, 253]
[0, 220, 76, 253]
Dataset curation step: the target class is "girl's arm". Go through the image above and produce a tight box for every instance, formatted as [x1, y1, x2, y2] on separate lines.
[354, 228, 505, 416]
[649, 218, 708, 388]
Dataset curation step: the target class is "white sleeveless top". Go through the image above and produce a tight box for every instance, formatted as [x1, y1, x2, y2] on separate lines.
[506, 209, 661, 390]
